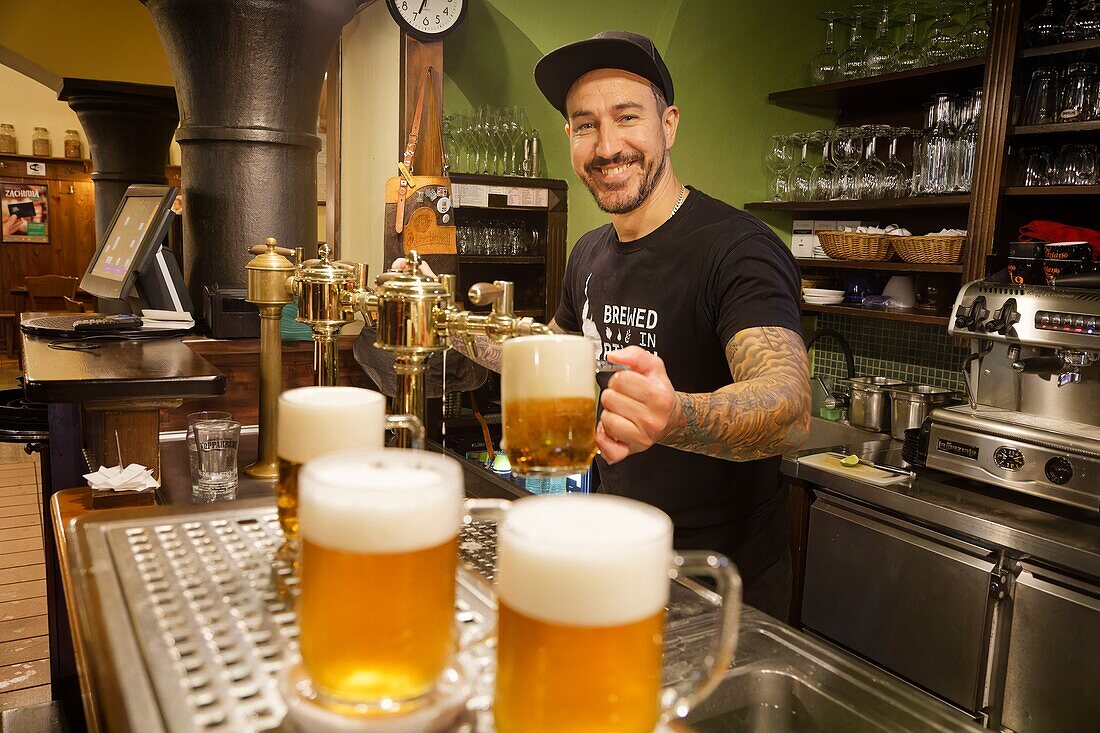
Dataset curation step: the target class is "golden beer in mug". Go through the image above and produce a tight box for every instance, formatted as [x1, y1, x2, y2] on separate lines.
[502, 334, 597, 476]
[277, 386, 423, 541]
[493, 494, 742, 733]
[297, 449, 464, 708]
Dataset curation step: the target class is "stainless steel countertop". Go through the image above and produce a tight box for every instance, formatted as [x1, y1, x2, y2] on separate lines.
[782, 419, 1100, 581]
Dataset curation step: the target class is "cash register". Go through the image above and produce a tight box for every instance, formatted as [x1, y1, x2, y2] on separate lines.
[21, 184, 195, 338]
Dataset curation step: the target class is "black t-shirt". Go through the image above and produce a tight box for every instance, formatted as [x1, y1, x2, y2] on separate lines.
[554, 188, 802, 582]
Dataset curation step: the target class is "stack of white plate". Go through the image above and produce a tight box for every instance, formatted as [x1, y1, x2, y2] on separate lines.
[802, 288, 846, 305]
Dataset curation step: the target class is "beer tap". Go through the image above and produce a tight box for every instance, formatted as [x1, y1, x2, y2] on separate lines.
[243, 238, 296, 479]
[285, 249, 551, 445]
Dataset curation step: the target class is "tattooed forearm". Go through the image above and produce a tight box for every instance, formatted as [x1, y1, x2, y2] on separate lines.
[450, 319, 572, 372]
[451, 335, 504, 372]
[662, 327, 811, 461]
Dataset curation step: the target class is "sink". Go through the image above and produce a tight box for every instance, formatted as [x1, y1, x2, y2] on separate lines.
[684, 614, 983, 733]
[798, 416, 892, 452]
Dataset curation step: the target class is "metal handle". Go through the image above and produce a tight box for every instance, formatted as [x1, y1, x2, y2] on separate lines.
[384, 414, 425, 450]
[661, 551, 742, 722]
[248, 240, 296, 257]
[467, 282, 504, 306]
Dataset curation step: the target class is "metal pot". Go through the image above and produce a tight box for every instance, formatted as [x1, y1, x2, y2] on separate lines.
[841, 377, 910, 433]
[887, 385, 961, 440]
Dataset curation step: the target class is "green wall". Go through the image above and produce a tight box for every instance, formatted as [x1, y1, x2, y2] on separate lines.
[443, 0, 836, 248]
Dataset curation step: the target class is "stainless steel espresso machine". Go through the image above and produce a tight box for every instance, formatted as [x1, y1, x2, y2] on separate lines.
[918, 280, 1100, 511]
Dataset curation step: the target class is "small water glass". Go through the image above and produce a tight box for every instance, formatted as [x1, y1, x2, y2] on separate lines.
[1020, 147, 1055, 186]
[1024, 67, 1061, 125]
[187, 411, 231, 494]
[1055, 143, 1098, 185]
[193, 419, 241, 501]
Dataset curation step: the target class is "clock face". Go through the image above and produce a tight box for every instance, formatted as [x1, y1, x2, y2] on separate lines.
[386, 0, 467, 40]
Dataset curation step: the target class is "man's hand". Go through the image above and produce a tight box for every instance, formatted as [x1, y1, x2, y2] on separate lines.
[596, 346, 682, 464]
[391, 257, 436, 278]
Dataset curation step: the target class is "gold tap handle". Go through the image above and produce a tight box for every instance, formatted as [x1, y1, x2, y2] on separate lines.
[248, 241, 295, 257]
[468, 282, 504, 306]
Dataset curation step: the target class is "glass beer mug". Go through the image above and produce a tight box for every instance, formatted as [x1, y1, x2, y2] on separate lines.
[491, 494, 742, 733]
[296, 448, 464, 711]
[501, 334, 597, 476]
[276, 386, 423, 546]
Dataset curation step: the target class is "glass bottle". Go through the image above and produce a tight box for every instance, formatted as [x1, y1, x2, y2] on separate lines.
[0, 124, 16, 154]
[32, 127, 51, 157]
[64, 129, 82, 159]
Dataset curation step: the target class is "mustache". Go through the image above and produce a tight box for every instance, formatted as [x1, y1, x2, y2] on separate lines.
[585, 153, 643, 173]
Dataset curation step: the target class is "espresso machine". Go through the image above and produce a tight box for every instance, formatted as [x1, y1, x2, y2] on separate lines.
[917, 280, 1100, 511]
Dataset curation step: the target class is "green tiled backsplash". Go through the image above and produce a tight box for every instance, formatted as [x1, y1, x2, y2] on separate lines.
[809, 314, 967, 391]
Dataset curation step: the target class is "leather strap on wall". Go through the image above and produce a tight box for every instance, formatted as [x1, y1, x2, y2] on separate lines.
[395, 66, 444, 234]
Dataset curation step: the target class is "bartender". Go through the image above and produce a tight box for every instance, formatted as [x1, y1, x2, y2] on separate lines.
[454, 31, 811, 619]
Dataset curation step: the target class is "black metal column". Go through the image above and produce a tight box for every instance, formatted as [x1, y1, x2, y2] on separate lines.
[142, 0, 357, 305]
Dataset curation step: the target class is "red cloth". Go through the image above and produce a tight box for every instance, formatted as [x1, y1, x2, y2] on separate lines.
[1019, 220, 1100, 257]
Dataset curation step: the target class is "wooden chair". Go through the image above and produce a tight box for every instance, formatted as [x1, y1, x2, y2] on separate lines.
[25, 275, 79, 312]
[63, 296, 87, 313]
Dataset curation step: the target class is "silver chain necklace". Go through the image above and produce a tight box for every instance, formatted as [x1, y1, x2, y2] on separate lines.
[667, 185, 688, 221]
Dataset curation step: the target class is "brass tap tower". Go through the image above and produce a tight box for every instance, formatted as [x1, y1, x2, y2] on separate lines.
[287, 249, 551, 441]
[243, 237, 296, 478]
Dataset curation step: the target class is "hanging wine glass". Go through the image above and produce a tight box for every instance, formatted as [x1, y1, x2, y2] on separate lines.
[810, 130, 837, 200]
[866, 4, 899, 76]
[884, 126, 914, 198]
[789, 133, 816, 201]
[894, 1, 926, 70]
[831, 126, 863, 200]
[855, 124, 890, 199]
[956, 0, 989, 58]
[765, 134, 794, 201]
[1022, 0, 1063, 48]
[811, 10, 843, 84]
[838, 5, 871, 79]
[924, 0, 962, 65]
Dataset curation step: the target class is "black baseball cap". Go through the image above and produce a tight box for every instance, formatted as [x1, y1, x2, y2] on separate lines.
[534, 31, 675, 118]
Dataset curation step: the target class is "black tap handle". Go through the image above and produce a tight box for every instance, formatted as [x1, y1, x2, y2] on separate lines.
[1012, 355, 1065, 374]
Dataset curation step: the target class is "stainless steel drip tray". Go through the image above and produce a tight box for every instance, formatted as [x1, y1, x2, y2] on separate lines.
[933, 404, 1100, 452]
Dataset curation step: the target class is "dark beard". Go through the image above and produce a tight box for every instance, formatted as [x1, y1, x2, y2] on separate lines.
[582, 149, 668, 215]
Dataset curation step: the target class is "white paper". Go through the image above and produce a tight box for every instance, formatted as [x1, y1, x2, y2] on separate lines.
[83, 463, 159, 492]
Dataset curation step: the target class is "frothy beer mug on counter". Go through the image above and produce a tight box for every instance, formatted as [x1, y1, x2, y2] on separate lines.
[502, 334, 597, 476]
[493, 494, 742, 733]
[297, 449, 463, 710]
[276, 386, 423, 543]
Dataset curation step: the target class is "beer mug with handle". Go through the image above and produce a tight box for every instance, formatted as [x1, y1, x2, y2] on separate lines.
[277, 386, 424, 545]
[501, 334, 597, 477]
[297, 448, 462, 713]
[474, 493, 742, 733]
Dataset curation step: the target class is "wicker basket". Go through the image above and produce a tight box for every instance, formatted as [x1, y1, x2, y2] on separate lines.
[817, 231, 894, 261]
[890, 235, 965, 264]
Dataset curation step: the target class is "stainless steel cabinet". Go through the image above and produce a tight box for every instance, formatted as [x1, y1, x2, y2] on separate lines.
[801, 496, 996, 713]
[1001, 566, 1100, 733]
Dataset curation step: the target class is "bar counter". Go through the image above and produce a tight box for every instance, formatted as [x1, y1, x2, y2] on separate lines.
[43, 427, 986, 732]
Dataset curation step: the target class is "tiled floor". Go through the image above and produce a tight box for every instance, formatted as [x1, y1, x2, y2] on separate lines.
[0, 353, 50, 711]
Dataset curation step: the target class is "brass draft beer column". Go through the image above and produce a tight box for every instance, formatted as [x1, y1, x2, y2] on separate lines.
[244, 238, 296, 479]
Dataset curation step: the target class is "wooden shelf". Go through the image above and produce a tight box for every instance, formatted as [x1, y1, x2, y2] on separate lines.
[801, 302, 950, 326]
[458, 256, 545, 264]
[744, 195, 970, 212]
[1011, 120, 1100, 136]
[1018, 38, 1100, 59]
[1004, 185, 1100, 196]
[0, 152, 91, 165]
[797, 258, 964, 273]
[768, 57, 985, 107]
[514, 309, 543, 319]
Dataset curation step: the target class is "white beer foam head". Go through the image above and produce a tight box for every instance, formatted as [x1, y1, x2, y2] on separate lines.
[498, 494, 672, 626]
[502, 334, 595, 401]
[298, 448, 463, 554]
[278, 386, 386, 463]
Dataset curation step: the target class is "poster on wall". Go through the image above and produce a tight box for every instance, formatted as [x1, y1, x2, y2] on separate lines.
[2, 182, 49, 244]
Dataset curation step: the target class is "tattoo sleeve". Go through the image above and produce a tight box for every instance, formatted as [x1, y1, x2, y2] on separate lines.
[662, 327, 812, 461]
[450, 318, 573, 372]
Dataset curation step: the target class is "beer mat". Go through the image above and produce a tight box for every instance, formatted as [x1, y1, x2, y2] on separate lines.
[797, 452, 912, 486]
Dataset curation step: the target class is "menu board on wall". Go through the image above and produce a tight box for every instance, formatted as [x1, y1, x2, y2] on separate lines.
[1, 182, 49, 244]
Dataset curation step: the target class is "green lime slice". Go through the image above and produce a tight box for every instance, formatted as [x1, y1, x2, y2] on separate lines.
[839, 454, 860, 467]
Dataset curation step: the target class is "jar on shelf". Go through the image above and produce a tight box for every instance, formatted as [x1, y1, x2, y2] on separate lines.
[0, 124, 16, 154]
[32, 127, 51, 157]
[63, 130, 82, 159]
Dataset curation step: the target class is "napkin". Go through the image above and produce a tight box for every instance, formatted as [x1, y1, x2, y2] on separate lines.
[928, 228, 967, 236]
[884, 225, 913, 236]
[83, 463, 160, 492]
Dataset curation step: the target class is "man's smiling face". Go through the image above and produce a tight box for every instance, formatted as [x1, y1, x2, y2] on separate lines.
[565, 69, 673, 214]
